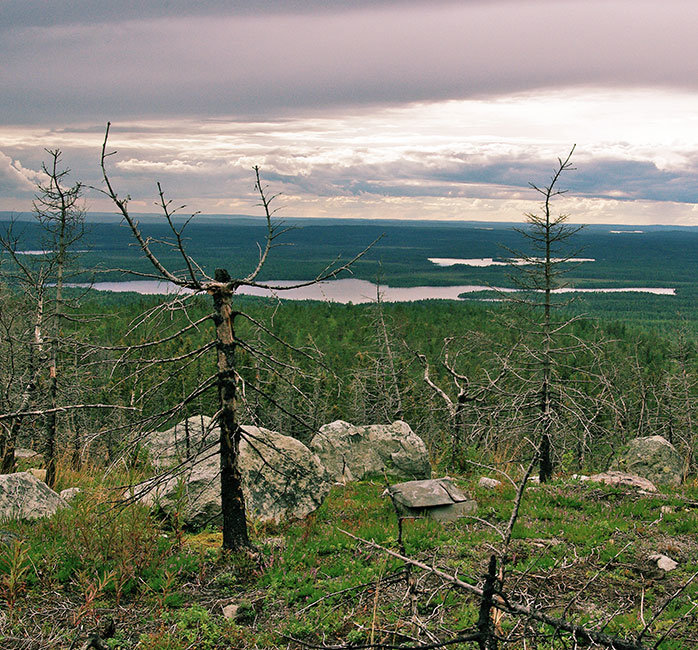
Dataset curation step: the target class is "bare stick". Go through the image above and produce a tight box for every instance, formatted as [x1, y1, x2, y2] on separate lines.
[338, 529, 647, 650]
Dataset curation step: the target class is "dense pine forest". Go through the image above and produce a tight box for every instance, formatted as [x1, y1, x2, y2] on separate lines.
[5, 289, 694, 474]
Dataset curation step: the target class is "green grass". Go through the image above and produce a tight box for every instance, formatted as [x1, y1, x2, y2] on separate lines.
[1, 476, 697, 648]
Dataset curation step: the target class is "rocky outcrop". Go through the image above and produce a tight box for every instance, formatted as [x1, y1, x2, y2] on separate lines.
[310, 420, 431, 483]
[0, 472, 66, 520]
[138, 423, 330, 528]
[611, 435, 683, 486]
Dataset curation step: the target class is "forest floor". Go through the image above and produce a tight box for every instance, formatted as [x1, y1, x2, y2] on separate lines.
[1, 471, 697, 649]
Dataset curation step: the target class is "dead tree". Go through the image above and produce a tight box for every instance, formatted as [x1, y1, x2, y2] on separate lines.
[34, 150, 86, 485]
[350, 283, 408, 425]
[0, 150, 91, 484]
[99, 122, 371, 551]
[496, 147, 597, 482]
[0, 281, 41, 473]
[415, 335, 507, 465]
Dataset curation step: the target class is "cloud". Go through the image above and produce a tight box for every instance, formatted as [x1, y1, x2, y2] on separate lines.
[2, 1, 698, 124]
[0, 151, 40, 196]
[115, 158, 208, 174]
[0, 0, 474, 30]
[2, 90, 698, 223]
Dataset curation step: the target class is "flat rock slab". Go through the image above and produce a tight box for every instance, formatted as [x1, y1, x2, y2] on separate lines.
[388, 477, 476, 521]
[0, 472, 66, 520]
[585, 471, 657, 492]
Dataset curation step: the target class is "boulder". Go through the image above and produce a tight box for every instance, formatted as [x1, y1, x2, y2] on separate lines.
[310, 420, 431, 483]
[15, 448, 43, 465]
[222, 603, 240, 621]
[585, 471, 657, 492]
[146, 415, 217, 469]
[137, 423, 330, 528]
[241, 425, 330, 523]
[387, 477, 476, 522]
[0, 472, 66, 520]
[611, 435, 683, 486]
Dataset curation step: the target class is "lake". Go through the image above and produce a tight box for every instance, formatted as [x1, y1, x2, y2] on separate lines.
[71, 278, 677, 303]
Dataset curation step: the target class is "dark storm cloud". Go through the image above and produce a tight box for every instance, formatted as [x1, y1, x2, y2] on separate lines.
[2, 1, 698, 123]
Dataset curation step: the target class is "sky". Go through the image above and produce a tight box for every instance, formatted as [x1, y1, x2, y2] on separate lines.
[2, 0, 698, 224]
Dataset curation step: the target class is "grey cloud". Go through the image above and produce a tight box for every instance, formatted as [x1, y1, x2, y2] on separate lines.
[566, 160, 698, 203]
[0, 0, 481, 30]
[258, 153, 698, 205]
[2, 1, 698, 124]
[3, 122, 698, 214]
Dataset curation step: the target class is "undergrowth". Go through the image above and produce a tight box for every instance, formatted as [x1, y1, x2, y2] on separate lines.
[0, 471, 697, 649]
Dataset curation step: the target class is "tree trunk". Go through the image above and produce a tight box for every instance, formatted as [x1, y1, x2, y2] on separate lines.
[539, 201, 554, 483]
[212, 269, 250, 551]
[45, 208, 66, 488]
[0, 424, 16, 473]
[45, 370, 57, 487]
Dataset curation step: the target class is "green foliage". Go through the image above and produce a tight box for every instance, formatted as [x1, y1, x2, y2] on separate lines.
[2, 476, 697, 647]
[0, 540, 31, 612]
[3, 213, 698, 647]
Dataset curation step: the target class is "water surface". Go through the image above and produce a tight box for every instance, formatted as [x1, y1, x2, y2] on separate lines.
[75, 278, 676, 302]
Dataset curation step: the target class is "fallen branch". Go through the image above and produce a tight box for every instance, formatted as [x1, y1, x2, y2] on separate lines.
[283, 630, 482, 650]
[338, 529, 647, 650]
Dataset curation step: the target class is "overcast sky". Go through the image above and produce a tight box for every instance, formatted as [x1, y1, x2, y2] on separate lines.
[2, 0, 698, 224]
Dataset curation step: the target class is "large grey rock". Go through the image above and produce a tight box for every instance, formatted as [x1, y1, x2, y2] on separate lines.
[146, 415, 217, 469]
[585, 471, 657, 492]
[241, 425, 330, 523]
[611, 435, 683, 486]
[0, 472, 67, 520]
[137, 423, 330, 528]
[387, 477, 476, 522]
[311, 420, 431, 483]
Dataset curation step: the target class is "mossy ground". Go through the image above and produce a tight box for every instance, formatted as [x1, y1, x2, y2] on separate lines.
[1, 471, 697, 649]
